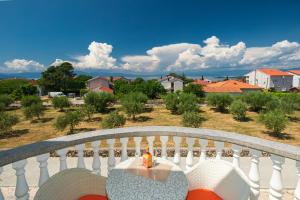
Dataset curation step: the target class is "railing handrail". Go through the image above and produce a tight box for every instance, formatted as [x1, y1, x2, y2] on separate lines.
[0, 126, 299, 166]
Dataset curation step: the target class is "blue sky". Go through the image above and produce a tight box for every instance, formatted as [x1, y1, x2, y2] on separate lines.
[1, 0, 300, 74]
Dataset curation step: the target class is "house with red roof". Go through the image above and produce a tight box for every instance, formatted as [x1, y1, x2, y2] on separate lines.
[193, 79, 211, 86]
[87, 76, 113, 93]
[244, 68, 293, 91]
[203, 80, 262, 95]
[288, 70, 300, 88]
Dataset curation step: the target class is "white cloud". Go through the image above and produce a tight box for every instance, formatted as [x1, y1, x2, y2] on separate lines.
[50, 59, 72, 66]
[2, 59, 45, 73]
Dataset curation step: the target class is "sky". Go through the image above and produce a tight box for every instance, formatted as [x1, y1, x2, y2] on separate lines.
[1, 0, 300, 75]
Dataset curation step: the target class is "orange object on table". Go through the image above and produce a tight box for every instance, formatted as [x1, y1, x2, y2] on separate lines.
[142, 146, 153, 168]
[186, 189, 223, 200]
[79, 194, 108, 200]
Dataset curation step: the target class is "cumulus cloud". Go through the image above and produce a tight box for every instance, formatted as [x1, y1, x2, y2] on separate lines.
[2, 59, 45, 72]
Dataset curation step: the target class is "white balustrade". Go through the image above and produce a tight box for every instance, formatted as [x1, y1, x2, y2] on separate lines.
[294, 161, 300, 200]
[269, 155, 285, 200]
[120, 138, 129, 161]
[36, 153, 50, 186]
[232, 144, 241, 168]
[56, 148, 68, 171]
[160, 136, 168, 159]
[75, 144, 86, 168]
[186, 138, 195, 169]
[199, 139, 208, 162]
[12, 160, 29, 200]
[173, 136, 181, 165]
[215, 141, 224, 160]
[0, 167, 4, 200]
[134, 137, 142, 157]
[107, 139, 115, 173]
[147, 136, 155, 155]
[249, 149, 261, 200]
[91, 141, 101, 175]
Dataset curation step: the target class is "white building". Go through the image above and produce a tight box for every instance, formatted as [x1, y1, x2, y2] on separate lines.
[158, 75, 184, 92]
[245, 68, 293, 91]
[288, 70, 300, 88]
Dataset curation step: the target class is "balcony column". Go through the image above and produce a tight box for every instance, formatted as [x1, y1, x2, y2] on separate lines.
[215, 141, 224, 160]
[269, 155, 285, 200]
[249, 149, 261, 200]
[294, 161, 300, 200]
[107, 139, 115, 173]
[56, 148, 68, 171]
[173, 136, 181, 165]
[12, 160, 29, 200]
[91, 141, 101, 175]
[160, 136, 168, 159]
[147, 136, 155, 156]
[0, 167, 4, 200]
[75, 144, 86, 168]
[36, 153, 50, 186]
[186, 138, 195, 169]
[232, 144, 241, 168]
[120, 138, 129, 161]
[134, 137, 142, 157]
[199, 139, 208, 162]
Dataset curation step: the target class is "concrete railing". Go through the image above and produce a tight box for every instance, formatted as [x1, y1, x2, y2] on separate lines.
[0, 126, 299, 200]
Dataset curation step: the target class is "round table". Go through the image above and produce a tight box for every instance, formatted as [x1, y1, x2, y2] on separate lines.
[106, 157, 188, 200]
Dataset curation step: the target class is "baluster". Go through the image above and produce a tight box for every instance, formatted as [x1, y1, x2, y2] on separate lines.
[134, 137, 142, 157]
[91, 141, 101, 175]
[249, 149, 261, 200]
[147, 136, 155, 155]
[120, 138, 128, 161]
[232, 144, 241, 168]
[160, 136, 168, 159]
[186, 138, 195, 169]
[173, 136, 181, 165]
[0, 167, 4, 200]
[36, 153, 50, 186]
[294, 161, 300, 200]
[75, 144, 86, 168]
[215, 141, 224, 160]
[107, 139, 115, 173]
[56, 148, 68, 171]
[269, 155, 285, 200]
[199, 139, 208, 162]
[12, 160, 29, 200]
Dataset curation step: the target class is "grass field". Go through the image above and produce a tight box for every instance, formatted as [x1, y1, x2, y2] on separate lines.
[1, 104, 300, 149]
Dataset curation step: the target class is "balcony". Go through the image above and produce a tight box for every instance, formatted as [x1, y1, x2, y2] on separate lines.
[0, 126, 299, 200]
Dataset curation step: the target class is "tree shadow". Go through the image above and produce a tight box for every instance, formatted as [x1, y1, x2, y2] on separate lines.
[68, 128, 97, 135]
[288, 116, 300, 123]
[144, 107, 153, 113]
[234, 117, 253, 122]
[263, 131, 295, 140]
[134, 116, 153, 122]
[31, 117, 54, 123]
[89, 116, 102, 122]
[210, 107, 229, 114]
[0, 129, 29, 139]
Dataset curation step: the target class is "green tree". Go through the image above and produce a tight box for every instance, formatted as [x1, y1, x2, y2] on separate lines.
[11, 88, 23, 100]
[21, 95, 42, 107]
[183, 83, 204, 97]
[55, 110, 83, 134]
[241, 92, 272, 112]
[20, 84, 37, 96]
[177, 93, 199, 114]
[182, 111, 203, 128]
[0, 112, 19, 134]
[102, 111, 126, 128]
[81, 104, 96, 121]
[207, 93, 233, 112]
[164, 93, 179, 113]
[230, 100, 247, 121]
[0, 95, 13, 111]
[0, 79, 29, 95]
[121, 92, 148, 120]
[23, 103, 45, 120]
[259, 109, 288, 135]
[52, 96, 70, 111]
[84, 92, 115, 113]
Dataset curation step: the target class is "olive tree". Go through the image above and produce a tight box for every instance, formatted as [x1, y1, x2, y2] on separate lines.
[102, 111, 126, 128]
[0, 95, 13, 111]
[81, 104, 96, 121]
[182, 111, 203, 128]
[84, 92, 115, 113]
[52, 96, 70, 111]
[23, 103, 45, 120]
[241, 92, 271, 112]
[121, 92, 148, 120]
[207, 93, 233, 112]
[55, 110, 83, 134]
[21, 95, 42, 107]
[0, 112, 19, 134]
[259, 109, 288, 136]
[230, 100, 247, 121]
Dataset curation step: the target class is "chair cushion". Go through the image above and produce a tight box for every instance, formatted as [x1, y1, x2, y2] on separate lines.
[186, 189, 223, 200]
[79, 194, 108, 200]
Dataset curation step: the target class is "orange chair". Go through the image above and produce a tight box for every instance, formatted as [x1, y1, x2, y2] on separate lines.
[186, 189, 223, 200]
[79, 194, 108, 200]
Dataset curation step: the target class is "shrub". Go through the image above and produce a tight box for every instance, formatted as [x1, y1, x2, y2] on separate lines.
[207, 93, 233, 112]
[279, 94, 298, 114]
[80, 89, 89, 97]
[241, 92, 272, 112]
[11, 88, 23, 100]
[183, 83, 204, 97]
[21, 95, 42, 107]
[84, 92, 115, 113]
[177, 93, 199, 114]
[0, 112, 19, 134]
[55, 110, 83, 134]
[52, 96, 70, 111]
[121, 92, 148, 120]
[182, 111, 203, 128]
[259, 109, 288, 135]
[81, 104, 96, 121]
[230, 100, 247, 121]
[23, 103, 45, 120]
[0, 95, 13, 111]
[164, 93, 179, 113]
[102, 111, 126, 128]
